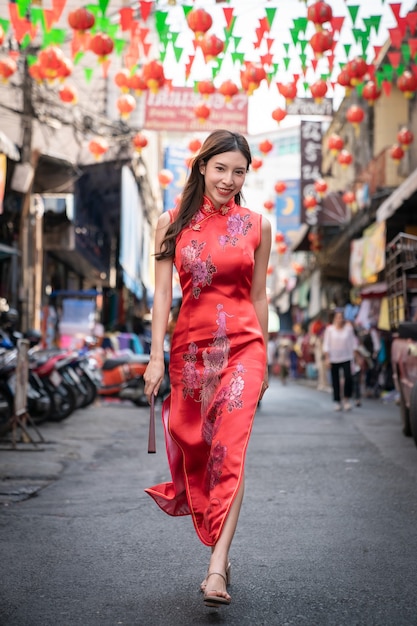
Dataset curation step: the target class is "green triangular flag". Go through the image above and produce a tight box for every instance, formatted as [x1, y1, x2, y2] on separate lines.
[16, 0, 31, 19]
[368, 15, 382, 35]
[182, 5, 193, 19]
[293, 17, 308, 33]
[43, 28, 66, 47]
[347, 5, 360, 26]
[98, 0, 110, 16]
[231, 52, 245, 65]
[283, 57, 291, 70]
[283, 43, 290, 54]
[29, 7, 44, 27]
[375, 70, 384, 88]
[382, 64, 394, 82]
[233, 36, 242, 51]
[226, 16, 236, 34]
[114, 39, 125, 55]
[0, 19, 9, 32]
[356, 83, 364, 97]
[155, 11, 169, 41]
[265, 8, 277, 30]
[290, 28, 300, 47]
[84, 68, 94, 83]
[299, 40, 308, 53]
[303, 81, 309, 92]
[401, 43, 411, 64]
[74, 51, 84, 65]
[20, 33, 32, 49]
[173, 45, 183, 63]
[343, 44, 351, 58]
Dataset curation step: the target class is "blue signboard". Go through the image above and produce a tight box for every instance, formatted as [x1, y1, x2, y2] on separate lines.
[163, 145, 190, 212]
[275, 179, 300, 239]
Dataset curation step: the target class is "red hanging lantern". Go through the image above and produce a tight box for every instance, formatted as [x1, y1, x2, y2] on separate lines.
[88, 137, 109, 160]
[158, 169, 174, 189]
[267, 266, 274, 275]
[200, 34, 224, 60]
[337, 149, 353, 168]
[263, 200, 275, 212]
[218, 80, 239, 102]
[186, 8, 213, 38]
[327, 133, 344, 154]
[0, 57, 17, 82]
[28, 61, 45, 83]
[188, 138, 202, 153]
[58, 84, 77, 104]
[128, 73, 148, 95]
[336, 68, 353, 94]
[307, 1, 333, 30]
[57, 57, 73, 81]
[68, 7, 95, 32]
[362, 80, 381, 106]
[314, 178, 328, 198]
[342, 190, 356, 208]
[259, 140, 273, 156]
[303, 195, 318, 210]
[194, 101, 211, 122]
[114, 69, 131, 93]
[277, 242, 288, 255]
[272, 107, 287, 125]
[390, 143, 405, 163]
[274, 181, 287, 195]
[132, 132, 148, 153]
[292, 262, 304, 275]
[116, 94, 136, 119]
[397, 127, 414, 150]
[346, 105, 365, 136]
[397, 70, 417, 99]
[275, 232, 285, 244]
[345, 57, 368, 86]
[310, 78, 328, 103]
[38, 45, 66, 80]
[278, 81, 297, 104]
[197, 80, 215, 99]
[309, 29, 333, 57]
[240, 63, 266, 96]
[90, 33, 114, 62]
[251, 157, 263, 172]
[142, 60, 165, 93]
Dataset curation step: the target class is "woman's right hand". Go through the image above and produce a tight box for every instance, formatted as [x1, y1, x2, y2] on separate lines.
[144, 356, 166, 403]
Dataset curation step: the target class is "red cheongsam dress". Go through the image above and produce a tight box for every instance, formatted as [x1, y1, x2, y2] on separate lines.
[145, 195, 266, 546]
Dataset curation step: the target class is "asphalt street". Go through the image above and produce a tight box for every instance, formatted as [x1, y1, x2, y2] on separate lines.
[1, 378, 417, 626]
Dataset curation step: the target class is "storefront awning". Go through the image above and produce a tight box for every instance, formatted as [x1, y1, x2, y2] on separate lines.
[0, 131, 20, 161]
[376, 167, 417, 222]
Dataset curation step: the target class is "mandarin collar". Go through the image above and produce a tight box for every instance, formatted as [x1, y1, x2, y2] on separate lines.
[201, 195, 235, 216]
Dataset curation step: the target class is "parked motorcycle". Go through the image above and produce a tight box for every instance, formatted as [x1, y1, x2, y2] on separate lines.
[98, 350, 170, 406]
[29, 350, 77, 422]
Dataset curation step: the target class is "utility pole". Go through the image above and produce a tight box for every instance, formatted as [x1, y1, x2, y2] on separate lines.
[18, 52, 38, 332]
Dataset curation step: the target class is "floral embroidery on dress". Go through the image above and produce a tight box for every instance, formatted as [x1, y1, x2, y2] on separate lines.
[181, 342, 201, 399]
[227, 363, 246, 412]
[207, 440, 227, 490]
[181, 239, 217, 299]
[218, 213, 252, 248]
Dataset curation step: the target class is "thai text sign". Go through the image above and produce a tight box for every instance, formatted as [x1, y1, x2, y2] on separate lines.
[144, 87, 248, 133]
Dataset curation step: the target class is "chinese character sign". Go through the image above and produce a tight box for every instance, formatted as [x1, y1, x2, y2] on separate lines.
[300, 120, 322, 225]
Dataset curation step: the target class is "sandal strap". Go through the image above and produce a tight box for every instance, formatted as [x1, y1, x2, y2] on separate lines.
[205, 571, 227, 585]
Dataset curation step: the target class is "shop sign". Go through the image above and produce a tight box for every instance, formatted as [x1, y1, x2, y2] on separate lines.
[300, 120, 322, 225]
[144, 87, 248, 133]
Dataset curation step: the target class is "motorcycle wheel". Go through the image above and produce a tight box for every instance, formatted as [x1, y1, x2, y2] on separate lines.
[48, 382, 77, 422]
[0, 386, 13, 436]
[79, 374, 98, 408]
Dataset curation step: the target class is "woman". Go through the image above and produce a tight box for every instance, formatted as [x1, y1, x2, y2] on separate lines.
[322, 309, 355, 411]
[143, 130, 271, 608]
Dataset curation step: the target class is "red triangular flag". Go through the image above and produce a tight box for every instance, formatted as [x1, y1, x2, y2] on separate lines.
[51, 0, 66, 22]
[388, 51, 402, 67]
[382, 80, 392, 97]
[223, 7, 234, 29]
[409, 38, 417, 57]
[406, 11, 417, 34]
[140, 1, 153, 22]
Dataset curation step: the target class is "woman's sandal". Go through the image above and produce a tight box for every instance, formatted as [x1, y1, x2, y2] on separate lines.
[203, 571, 231, 607]
[200, 562, 231, 593]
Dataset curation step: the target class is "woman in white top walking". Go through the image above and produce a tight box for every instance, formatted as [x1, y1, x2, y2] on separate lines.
[322, 309, 355, 411]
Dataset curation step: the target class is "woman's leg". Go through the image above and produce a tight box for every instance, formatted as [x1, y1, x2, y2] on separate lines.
[204, 477, 245, 601]
[342, 361, 353, 399]
[330, 363, 340, 402]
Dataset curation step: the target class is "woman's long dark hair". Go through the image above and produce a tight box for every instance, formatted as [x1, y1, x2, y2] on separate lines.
[155, 129, 252, 260]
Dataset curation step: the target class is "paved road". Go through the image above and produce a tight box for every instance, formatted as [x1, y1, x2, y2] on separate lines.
[1, 379, 417, 626]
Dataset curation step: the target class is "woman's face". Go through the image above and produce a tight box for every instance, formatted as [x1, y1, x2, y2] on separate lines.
[200, 150, 247, 209]
[334, 312, 344, 326]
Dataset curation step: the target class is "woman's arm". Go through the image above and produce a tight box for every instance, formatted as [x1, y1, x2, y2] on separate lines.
[144, 212, 173, 400]
[251, 216, 272, 394]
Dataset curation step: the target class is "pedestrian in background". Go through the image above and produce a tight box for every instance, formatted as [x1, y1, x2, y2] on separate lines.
[323, 309, 355, 411]
[143, 129, 271, 608]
